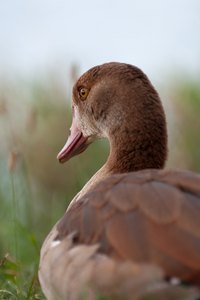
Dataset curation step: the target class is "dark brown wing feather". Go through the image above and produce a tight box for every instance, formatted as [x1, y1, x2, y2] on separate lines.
[56, 169, 200, 284]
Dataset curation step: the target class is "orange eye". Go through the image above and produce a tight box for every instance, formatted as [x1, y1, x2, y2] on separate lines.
[79, 87, 89, 100]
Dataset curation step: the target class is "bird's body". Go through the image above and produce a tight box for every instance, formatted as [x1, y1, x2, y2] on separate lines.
[39, 62, 200, 299]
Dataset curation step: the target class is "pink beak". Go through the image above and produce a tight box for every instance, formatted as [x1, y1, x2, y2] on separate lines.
[57, 107, 88, 163]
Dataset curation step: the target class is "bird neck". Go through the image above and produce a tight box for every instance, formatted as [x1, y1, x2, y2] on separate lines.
[74, 118, 167, 204]
[70, 103, 167, 205]
[106, 118, 167, 174]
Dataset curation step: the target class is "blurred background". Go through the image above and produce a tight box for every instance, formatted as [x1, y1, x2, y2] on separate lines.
[0, 0, 200, 298]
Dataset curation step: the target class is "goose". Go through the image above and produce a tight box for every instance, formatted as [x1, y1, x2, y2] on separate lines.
[39, 62, 200, 300]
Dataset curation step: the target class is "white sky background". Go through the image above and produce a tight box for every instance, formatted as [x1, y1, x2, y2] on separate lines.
[0, 0, 200, 80]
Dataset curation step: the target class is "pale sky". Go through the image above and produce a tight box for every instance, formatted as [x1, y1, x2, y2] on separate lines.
[0, 0, 200, 79]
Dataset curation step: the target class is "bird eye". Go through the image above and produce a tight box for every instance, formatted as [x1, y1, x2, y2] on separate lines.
[79, 87, 89, 100]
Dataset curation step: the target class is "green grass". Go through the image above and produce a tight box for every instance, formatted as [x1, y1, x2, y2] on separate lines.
[0, 76, 108, 298]
[0, 254, 42, 299]
[0, 167, 43, 299]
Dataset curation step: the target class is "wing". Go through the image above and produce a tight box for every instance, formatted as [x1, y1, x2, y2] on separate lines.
[56, 169, 200, 284]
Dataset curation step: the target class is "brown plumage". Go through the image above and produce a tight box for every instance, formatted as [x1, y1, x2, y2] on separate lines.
[39, 62, 200, 299]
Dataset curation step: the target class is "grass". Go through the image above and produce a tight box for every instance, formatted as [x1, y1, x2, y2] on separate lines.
[0, 75, 108, 298]
[0, 72, 199, 299]
[0, 166, 43, 299]
[0, 254, 42, 299]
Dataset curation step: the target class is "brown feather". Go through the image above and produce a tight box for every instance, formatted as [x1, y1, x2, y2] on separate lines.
[56, 169, 200, 285]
